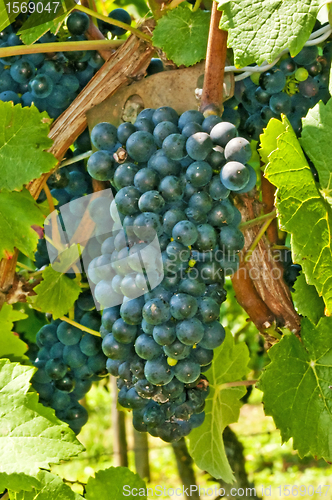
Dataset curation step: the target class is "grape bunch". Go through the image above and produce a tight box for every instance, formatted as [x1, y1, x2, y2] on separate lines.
[223, 30, 331, 140]
[31, 294, 107, 435]
[0, 11, 105, 118]
[85, 105, 255, 442]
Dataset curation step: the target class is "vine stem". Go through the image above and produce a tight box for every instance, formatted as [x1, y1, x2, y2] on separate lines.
[76, 5, 152, 42]
[243, 216, 276, 262]
[0, 39, 124, 58]
[59, 315, 101, 337]
[199, 2, 228, 115]
[239, 209, 276, 229]
[0, 492, 9, 500]
[221, 379, 258, 389]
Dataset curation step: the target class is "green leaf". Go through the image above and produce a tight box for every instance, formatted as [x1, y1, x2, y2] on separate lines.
[152, 5, 210, 67]
[293, 272, 325, 324]
[0, 102, 56, 191]
[189, 330, 249, 483]
[85, 467, 147, 500]
[28, 265, 81, 319]
[0, 0, 18, 32]
[258, 118, 286, 164]
[0, 189, 46, 260]
[9, 471, 83, 500]
[8, 472, 82, 500]
[218, 0, 324, 67]
[301, 99, 332, 201]
[0, 359, 84, 492]
[259, 317, 332, 460]
[19, 0, 74, 46]
[262, 115, 332, 314]
[0, 303, 28, 361]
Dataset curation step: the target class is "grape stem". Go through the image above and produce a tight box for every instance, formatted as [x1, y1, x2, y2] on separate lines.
[59, 315, 101, 337]
[16, 262, 35, 272]
[239, 208, 276, 229]
[59, 150, 93, 169]
[168, 0, 187, 8]
[243, 217, 276, 263]
[0, 39, 124, 58]
[147, 0, 163, 19]
[221, 379, 258, 389]
[76, 5, 152, 43]
[199, 2, 228, 115]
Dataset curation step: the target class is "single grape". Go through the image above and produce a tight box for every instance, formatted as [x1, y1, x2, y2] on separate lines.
[224, 137, 252, 164]
[152, 106, 178, 126]
[91, 122, 118, 151]
[219, 226, 245, 253]
[186, 132, 213, 161]
[135, 117, 154, 134]
[107, 8, 132, 36]
[87, 150, 114, 181]
[269, 92, 291, 114]
[186, 161, 212, 188]
[126, 131, 156, 162]
[174, 358, 200, 383]
[210, 121, 237, 147]
[170, 293, 198, 320]
[67, 11, 90, 35]
[259, 68, 286, 93]
[172, 220, 198, 246]
[220, 162, 250, 191]
[198, 321, 225, 349]
[162, 133, 187, 161]
[176, 318, 204, 346]
[143, 298, 171, 325]
[144, 355, 174, 385]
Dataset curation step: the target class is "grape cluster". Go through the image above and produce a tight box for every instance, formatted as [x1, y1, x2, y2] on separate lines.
[0, 11, 104, 118]
[223, 31, 331, 140]
[31, 295, 107, 434]
[85, 106, 254, 442]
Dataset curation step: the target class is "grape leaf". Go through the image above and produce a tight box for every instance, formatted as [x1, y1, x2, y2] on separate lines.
[293, 272, 325, 324]
[28, 265, 81, 319]
[258, 118, 286, 164]
[85, 467, 147, 500]
[0, 359, 84, 492]
[0, 102, 56, 191]
[152, 5, 210, 67]
[300, 99, 332, 201]
[259, 317, 332, 460]
[189, 330, 249, 483]
[0, 189, 46, 260]
[0, 303, 28, 361]
[9, 471, 83, 500]
[19, 0, 75, 46]
[217, 0, 324, 67]
[0, 0, 19, 32]
[261, 116, 332, 314]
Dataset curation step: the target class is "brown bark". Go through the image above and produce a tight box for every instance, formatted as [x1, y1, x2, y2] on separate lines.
[232, 191, 300, 343]
[261, 173, 279, 245]
[200, 3, 227, 115]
